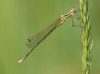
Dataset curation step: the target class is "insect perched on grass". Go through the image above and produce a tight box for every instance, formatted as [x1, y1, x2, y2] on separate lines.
[18, 7, 78, 63]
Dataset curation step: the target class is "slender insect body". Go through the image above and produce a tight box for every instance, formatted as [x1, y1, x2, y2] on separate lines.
[18, 8, 77, 63]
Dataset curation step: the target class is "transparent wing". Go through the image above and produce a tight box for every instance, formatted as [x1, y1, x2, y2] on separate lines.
[26, 17, 63, 49]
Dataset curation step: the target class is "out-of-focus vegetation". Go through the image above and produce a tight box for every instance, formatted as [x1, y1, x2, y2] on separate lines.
[0, 0, 100, 74]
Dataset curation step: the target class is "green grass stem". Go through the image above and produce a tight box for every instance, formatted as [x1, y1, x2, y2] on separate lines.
[79, 0, 93, 74]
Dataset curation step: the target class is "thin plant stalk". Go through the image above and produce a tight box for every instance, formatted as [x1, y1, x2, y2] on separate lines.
[79, 0, 93, 74]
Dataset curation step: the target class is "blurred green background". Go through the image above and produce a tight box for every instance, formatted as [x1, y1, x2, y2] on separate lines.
[0, 0, 100, 74]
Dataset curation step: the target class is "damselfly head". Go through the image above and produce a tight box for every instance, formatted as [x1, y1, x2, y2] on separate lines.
[70, 8, 77, 15]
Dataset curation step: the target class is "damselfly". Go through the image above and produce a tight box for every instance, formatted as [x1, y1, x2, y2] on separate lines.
[18, 8, 77, 63]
